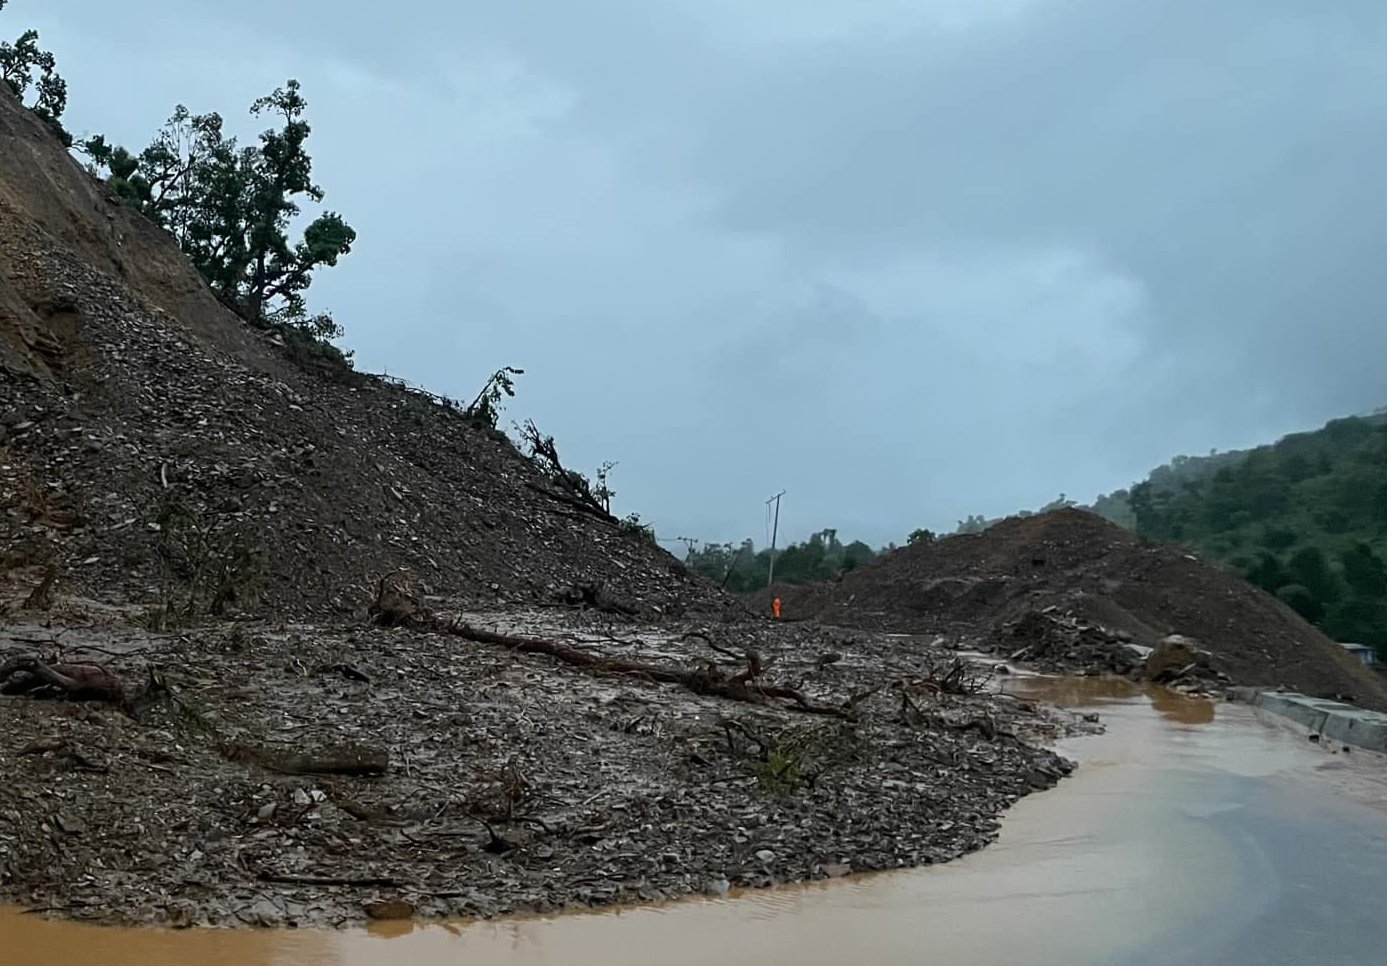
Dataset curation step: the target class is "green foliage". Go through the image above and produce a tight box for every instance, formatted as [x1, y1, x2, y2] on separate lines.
[685, 530, 878, 590]
[945, 412, 1386, 658]
[1122, 413, 1386, 657]
[907, 527, 935, 545]
[280, 321, 355, 378]
[1090, 488, 1137, 528]
[80, 81, 355, 359]
[0, 4, 70, 144]
[465, 367, 524, 429]
[619, 512, 656, 545]
[953, 514, 990, 535]
[1276, 584, 1322, 623]
[756, 744, 803, 795]
[750, 727, 825, 795]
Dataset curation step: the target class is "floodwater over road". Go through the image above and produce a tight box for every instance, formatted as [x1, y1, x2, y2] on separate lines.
[4, 677, 1384, 966]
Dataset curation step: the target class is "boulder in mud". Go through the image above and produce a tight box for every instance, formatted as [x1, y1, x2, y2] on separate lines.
[1145, 634, 1211, 681]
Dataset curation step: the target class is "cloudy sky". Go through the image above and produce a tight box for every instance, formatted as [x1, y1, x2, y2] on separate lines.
[22, 0, 1387, 549]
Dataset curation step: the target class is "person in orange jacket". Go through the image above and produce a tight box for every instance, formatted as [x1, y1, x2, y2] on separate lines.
[771, 596, 782, 620]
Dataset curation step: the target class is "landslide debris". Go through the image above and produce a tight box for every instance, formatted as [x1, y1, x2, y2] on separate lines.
[0, 606, 1086, 927]
[0, 77, 1090, 929]
[0, 83, 728, 622]
[775, 509, 1385, 710]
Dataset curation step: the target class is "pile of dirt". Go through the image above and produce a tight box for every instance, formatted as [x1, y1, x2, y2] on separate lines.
[0, 86, 730, 621]
[779, 509, 1385, 709]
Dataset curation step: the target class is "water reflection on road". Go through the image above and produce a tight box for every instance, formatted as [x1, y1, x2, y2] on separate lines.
[4, 677, 1384, 966]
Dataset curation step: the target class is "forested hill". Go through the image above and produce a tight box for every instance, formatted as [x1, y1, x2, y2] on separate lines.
[1093, 411, 1386, 655]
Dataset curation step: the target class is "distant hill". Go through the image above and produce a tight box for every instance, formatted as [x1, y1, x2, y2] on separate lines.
[1089, 412, 1386, 656]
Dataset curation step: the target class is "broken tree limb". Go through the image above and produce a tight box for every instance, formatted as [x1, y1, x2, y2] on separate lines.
[518, 420, 616, 522]
[428, 618, 850, 718]
[1, 655, 127, 704]
[524, 481, 614, 524]
[368, 571, 421, 627]
[0, 656, 171, 720]
[222, 742, 390, 776]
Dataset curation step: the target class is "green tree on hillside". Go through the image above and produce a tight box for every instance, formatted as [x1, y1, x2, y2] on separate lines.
[81, 81, 355, 359]
[684, 529, 879, 591]
[954, 514, 990, 535]
[0, 0, 69, 143]
[1125, 414, 1387, 657]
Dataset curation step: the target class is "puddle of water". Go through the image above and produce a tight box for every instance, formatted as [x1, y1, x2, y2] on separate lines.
[3, 681, 1383, 966]
[1000, 672, 1217, 725]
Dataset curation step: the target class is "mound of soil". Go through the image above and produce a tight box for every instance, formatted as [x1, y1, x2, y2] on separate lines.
[0, 87, 729, 621]
[778, 509, 1385, 710]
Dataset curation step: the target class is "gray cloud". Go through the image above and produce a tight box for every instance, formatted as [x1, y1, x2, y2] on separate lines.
[24, 0, 1385, 547]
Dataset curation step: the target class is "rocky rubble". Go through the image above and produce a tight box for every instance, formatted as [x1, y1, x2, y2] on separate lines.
[0, 602, 1089, 927]
[0, 224, 732, 622]
[0, 83, 738, 624]
[992, 609, 1144, 677]
[976, 609, 1231, 694]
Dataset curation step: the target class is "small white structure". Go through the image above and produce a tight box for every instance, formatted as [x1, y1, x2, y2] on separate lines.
[1337, 642, 1378, 666]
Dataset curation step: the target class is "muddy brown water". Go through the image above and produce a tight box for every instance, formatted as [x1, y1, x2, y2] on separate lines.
[4, 676, 1384, 966]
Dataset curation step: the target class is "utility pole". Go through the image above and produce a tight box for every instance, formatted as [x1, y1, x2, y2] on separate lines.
[765, 490, 785, 589]
[675, 536, 699, 561]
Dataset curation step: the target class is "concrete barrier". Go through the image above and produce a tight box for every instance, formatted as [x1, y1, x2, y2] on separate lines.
[1227, 689, 1387, 753]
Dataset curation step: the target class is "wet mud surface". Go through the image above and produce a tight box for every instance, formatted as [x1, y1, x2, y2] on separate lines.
[4, 675, 1382, 966]
[0, 602, 1087, 927]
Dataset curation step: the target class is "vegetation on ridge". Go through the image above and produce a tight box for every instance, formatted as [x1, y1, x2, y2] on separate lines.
[0, 0, 68, 144]
[1, 1, 355, 368]
[79, 84, 357, 367]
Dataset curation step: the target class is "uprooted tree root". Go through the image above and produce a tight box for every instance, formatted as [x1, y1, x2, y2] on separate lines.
[0, 654, 169, 719]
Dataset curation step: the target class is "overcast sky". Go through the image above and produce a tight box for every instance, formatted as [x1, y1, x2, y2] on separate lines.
[22, 0, 1387, 549]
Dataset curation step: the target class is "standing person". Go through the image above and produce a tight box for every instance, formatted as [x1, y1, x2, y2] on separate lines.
[771, 596, 782, 620]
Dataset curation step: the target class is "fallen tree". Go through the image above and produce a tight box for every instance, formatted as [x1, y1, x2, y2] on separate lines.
[426, 617, 851, 718]
[222, 741, 389, 776]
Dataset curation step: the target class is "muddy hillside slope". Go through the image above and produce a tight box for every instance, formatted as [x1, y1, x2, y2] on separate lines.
[776, 509, 1385, 710]
[0, 88, 727, 619]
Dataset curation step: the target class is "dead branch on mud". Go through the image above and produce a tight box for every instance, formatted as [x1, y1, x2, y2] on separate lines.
[0, 655, 171, 719]
[222, 742, 390, 777]
[553, 581, 639, 617]
[914, 655, 991, 696]
[897, 686, 1005, 740]
[2, 654, 126, 705]
[18, 736, 108, 772]
[428, 617, 851, 718]
[368, 570, 423, 626]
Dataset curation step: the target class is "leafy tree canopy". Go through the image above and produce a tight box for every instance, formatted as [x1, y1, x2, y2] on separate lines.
[80, 81, 355, 360]
[0, 0, 69, 143]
